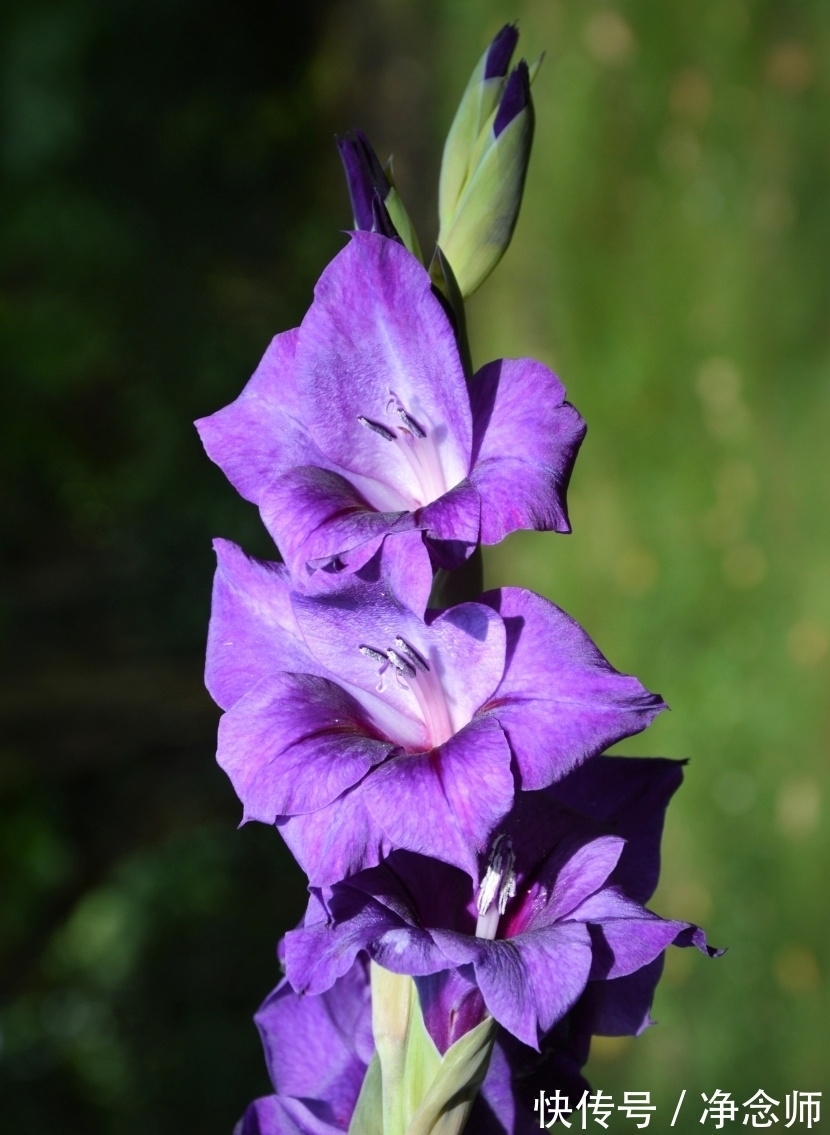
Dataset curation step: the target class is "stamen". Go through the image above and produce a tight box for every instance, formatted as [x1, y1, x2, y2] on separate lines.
[358, 415, 396, 441]
[395, 405, 426, 439]
[475, 835, 517, 940]
[386, 649, 416, 679]
[394, 636, 429, 673]
[498, 867, 517, 915]
[359, 645, 387, 664]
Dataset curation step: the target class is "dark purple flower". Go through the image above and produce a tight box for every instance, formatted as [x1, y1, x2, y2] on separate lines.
[207, 540, 665, 885]
[236, 952, 595, 1135]
[235, 957, 373, 1135]
[195, 233, 585, 603]
[284, 758, 718, 1050]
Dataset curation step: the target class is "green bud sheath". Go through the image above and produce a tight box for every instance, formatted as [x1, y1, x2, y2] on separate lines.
[437, 97, 534, 298]
[367, 963, 497, 1135]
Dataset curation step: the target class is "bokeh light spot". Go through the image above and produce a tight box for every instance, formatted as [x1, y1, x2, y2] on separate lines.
[773, 945, 820, 994]
[776, 778, 821, 838]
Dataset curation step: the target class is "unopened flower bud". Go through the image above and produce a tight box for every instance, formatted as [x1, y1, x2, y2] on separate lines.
[336, 129, 423, 261]
[436, 28, 539, 298]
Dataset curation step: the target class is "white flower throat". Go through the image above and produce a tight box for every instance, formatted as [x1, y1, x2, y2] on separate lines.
[357, 390, 453, 509]
[359, 635, 455, 749]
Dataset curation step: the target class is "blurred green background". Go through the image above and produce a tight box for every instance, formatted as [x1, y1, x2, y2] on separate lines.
[0, 0, 826, 1130]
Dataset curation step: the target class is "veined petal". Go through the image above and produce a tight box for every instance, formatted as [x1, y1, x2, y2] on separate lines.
[255, 966, 372, 1106]
[217, 672, 394, 821]
[433, 923, 593, 1049]
[547, 836, 626, 923]
[417, 480, 481, 567]
[261, 466, 415, 580]
[206, 539, 318, 711]
[277, 783, 394, 887]
[469, 358, 586, 543]
[362, 715, 514, 880]
[295, 233, 472, 506]
[482, 588, 666, 788]
[196, 329, 327, 507]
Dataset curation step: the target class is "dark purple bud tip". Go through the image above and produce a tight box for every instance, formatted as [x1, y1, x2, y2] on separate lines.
[370, 190, 402, 243]
[485, 23, 519, 80]
[494, 60, 531, 137]
[336, 129, 390, 231]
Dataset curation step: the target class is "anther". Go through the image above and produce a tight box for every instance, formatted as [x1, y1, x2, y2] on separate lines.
[394, 636, 429, 673]
[358, 415, 396, 441]
[386, 649, 416, 679]
[359, 645, 387, 664]
[395, 406, 426, 439]
[477, 834, 516, 918]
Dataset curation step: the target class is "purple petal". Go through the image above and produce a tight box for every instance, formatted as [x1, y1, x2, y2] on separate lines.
[417, 480, 481, 567]
[294, 233, 472, 508]
[362, 715, 515, 880]
[468, 358, 585, 544]
[349, 850, 474, 933]
[484, 24, 519, 80]
[494, 61, 531, 138]
[370, 191, 402, 242]
[255, 965, 372, 1112]
[206, 539, 317, 711]
[415, 970, 487, 1055]
[586, 916, 685, 981]
[286, 878, 448, 996]
[550, 756, 685, 903]
[582, 955, 665, 1036]
[363, 530, 434, 617]
[217, 673, 394, 821]
[196, 329, 325, 507]
[482, 588, 666, 789]
[336, 130, 389, 231]
[434, 923, 593, 1048]
[261, 465, 415, 579]
[277, 782, 394, 887]
[547, 836, 625, 923]
[285, 893, 402, 996]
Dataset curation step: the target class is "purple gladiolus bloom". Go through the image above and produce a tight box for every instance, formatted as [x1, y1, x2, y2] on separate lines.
[237, 952, 598, 1135]
[284, 757, 718, 1050]
[207, 539, 665, 885]
[195, 233, 585, 603]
